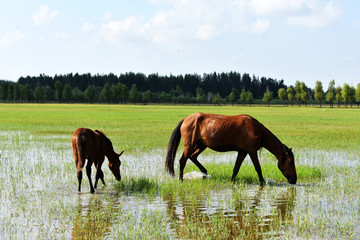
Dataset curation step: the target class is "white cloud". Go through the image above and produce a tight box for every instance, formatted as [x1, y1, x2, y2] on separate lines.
[249, 0, 341, 28]
[54, 32, 72, 40]
[82, 22, 95, 32]
[249, 19, 271, 34]
[103, 12, 112, 20]
[96, 0, 340, 45]
[196, 24, 217, 40]
[33, 5, 59, 26]
[286, 1, 341, 27]
[249, 0, 305, 15]
[352, 21, 359, 29]
[0, 31, 24, 46]
[100, 17, 141, 42]
[97, 0, 252, 43]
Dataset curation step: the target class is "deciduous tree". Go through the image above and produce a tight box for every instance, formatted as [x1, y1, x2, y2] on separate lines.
[213, 93, 222, 106]
[55, 80, 63, 103]
[85, 85, 96, 104]
[34, 86, 44, 103]
[355, 83, 360, 108]
[335, 86, 342, 108]
[195, 87, 206, 103]
[129, 84, 140, 103]
[314, 81, 324, 107]
[287, 88, 294, 106]
[341, 83, 350, 107]
[263, 87, 273, 107]
[277, 88, 286, 106]
[63, 84, 72, 103]
[246, 90, 253, 106]
[294, 81, 301, 106]
[326, 80, 335, 108]
[100, 83, 111, 104]
[300, 82, 309, 106]
[240, 89, 247, 106]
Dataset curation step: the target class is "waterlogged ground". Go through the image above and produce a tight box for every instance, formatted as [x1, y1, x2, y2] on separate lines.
[0, 131, 359, 239]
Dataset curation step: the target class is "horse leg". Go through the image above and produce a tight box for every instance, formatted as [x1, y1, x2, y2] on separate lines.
[94, 168, 105, 189]
[189, 144, 207, 175]
[249, 152, 265, 184]
[180, 144, 200, 181]
[231, 151, 247, 183]
[94, 159, 105, 189]
[179, 153, 188, 181]
[77, 169, 82, 192]
[86, 160, 95, 194]
[76, 160, 85, 192]
[100, 170, 106, 186]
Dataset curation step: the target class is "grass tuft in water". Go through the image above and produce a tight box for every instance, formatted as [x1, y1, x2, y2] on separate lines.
[114, 177, 160, 195]
[185, 162, 322, 184]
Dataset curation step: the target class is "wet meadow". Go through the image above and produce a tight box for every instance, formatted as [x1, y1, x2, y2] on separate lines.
[0, 104, 359, 239]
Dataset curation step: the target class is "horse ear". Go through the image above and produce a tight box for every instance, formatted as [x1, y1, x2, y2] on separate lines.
[119, 150, 124, 157]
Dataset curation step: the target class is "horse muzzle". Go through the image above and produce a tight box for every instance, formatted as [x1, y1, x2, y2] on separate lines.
[114, 174, 121, 181]
[288, 176, 297, 184]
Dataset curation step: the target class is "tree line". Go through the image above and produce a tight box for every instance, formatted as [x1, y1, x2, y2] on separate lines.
[0, 72, 359, 107]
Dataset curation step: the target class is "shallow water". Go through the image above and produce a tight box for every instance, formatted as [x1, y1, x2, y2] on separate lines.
[0, 132, 359, 239]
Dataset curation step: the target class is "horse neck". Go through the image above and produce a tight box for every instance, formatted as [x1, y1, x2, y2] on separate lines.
[99, 137, 116, 161]
[260, 125, 284, 161]
[104, 146, 117, 161]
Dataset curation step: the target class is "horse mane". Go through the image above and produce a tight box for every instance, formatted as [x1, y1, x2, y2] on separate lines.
[251, 116, 282, 145]
[94, 130, 113, 149]
[250, 116, 293, 163]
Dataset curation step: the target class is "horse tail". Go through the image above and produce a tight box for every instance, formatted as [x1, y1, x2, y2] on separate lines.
[165, 119, 184, 176]
[74, 133, 86, 168]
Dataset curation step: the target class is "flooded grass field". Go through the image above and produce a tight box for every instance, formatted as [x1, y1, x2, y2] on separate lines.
[0, 104, 359, 239]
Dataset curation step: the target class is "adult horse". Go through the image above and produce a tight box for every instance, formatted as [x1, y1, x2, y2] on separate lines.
[72, 128, 124, 193]
[165, 113, 297, 184]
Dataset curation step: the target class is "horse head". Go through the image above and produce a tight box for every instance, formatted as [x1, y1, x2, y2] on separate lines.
[277, 145, 297, 184]
[108, 150, 124, 181]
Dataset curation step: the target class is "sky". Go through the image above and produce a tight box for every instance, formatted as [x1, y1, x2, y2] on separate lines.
[0, 0, 359, 88]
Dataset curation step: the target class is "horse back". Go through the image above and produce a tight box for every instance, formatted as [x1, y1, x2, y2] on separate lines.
[181, 113, 262, 152]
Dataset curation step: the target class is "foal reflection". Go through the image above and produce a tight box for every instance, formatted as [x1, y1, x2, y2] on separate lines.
[71, 194, 118, 239]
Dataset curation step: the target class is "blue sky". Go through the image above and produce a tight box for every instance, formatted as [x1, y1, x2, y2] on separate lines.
[0, 0, 359, 88]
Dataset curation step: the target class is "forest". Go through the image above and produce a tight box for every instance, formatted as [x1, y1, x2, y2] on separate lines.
[1, 71, 360, 107]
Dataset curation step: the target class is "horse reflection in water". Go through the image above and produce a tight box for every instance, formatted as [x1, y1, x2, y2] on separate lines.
[164, 186, 297, 239]
[71, 195, 119, 239]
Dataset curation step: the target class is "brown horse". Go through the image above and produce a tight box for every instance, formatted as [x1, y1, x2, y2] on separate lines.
[72, 128, 124, 193]
[165, 113, 297, 184]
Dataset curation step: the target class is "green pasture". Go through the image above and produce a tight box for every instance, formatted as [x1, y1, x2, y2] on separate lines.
[0, 103, 359, 151]
[0, 103, 359, 239]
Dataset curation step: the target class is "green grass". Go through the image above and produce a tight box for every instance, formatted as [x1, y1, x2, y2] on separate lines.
[0, 104, 337, 166]
[185, 162, 322, 183]
[1, 103, 360, 151]
[114, 162, 322, 198]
